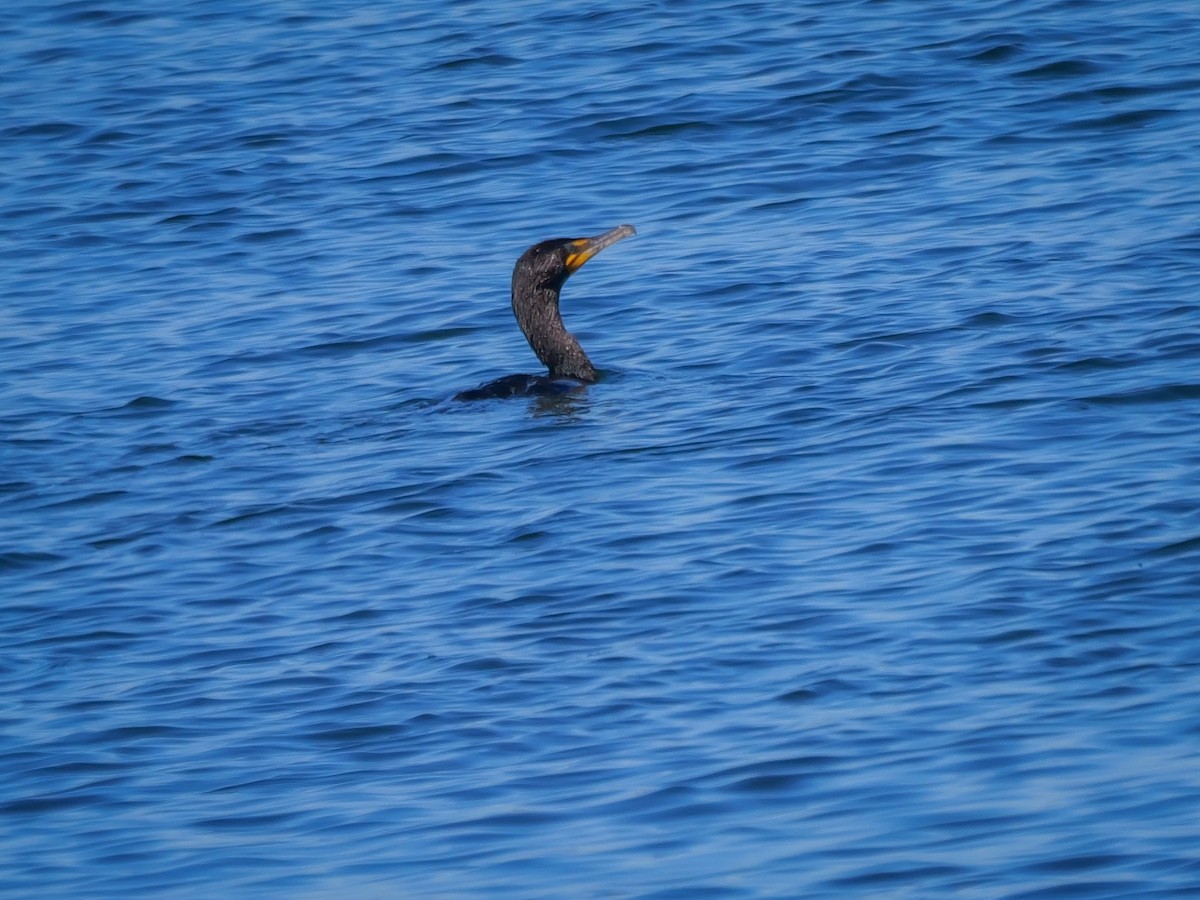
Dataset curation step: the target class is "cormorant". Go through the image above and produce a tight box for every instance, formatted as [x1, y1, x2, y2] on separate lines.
[455, 224, 636, 401]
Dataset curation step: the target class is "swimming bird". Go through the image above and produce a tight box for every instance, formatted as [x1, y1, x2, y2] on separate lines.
[455, 224, 636, 401]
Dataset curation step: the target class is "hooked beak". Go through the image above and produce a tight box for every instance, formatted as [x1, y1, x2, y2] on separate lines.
[563, 224, 636, 274]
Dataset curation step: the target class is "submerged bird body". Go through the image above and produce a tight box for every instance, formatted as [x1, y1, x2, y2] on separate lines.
[455, 224, 635, 401]
[453, 373, 585, 402]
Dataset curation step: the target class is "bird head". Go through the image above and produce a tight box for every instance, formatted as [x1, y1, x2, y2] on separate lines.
[513, 224, 636, 291]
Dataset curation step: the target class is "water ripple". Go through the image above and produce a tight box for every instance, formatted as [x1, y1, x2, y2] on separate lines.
[2, 0, 1200, 896]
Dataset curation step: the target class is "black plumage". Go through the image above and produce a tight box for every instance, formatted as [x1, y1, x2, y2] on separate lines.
[455, 224, 635, 401]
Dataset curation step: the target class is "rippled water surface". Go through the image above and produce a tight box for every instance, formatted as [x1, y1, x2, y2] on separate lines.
[4, 0, 1200, 895]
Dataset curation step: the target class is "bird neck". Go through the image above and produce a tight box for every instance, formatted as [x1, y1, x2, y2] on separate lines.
[511, 282, 597, 382]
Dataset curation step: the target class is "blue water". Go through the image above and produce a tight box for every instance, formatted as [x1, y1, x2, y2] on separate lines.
[3, 0, 1200, 895]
